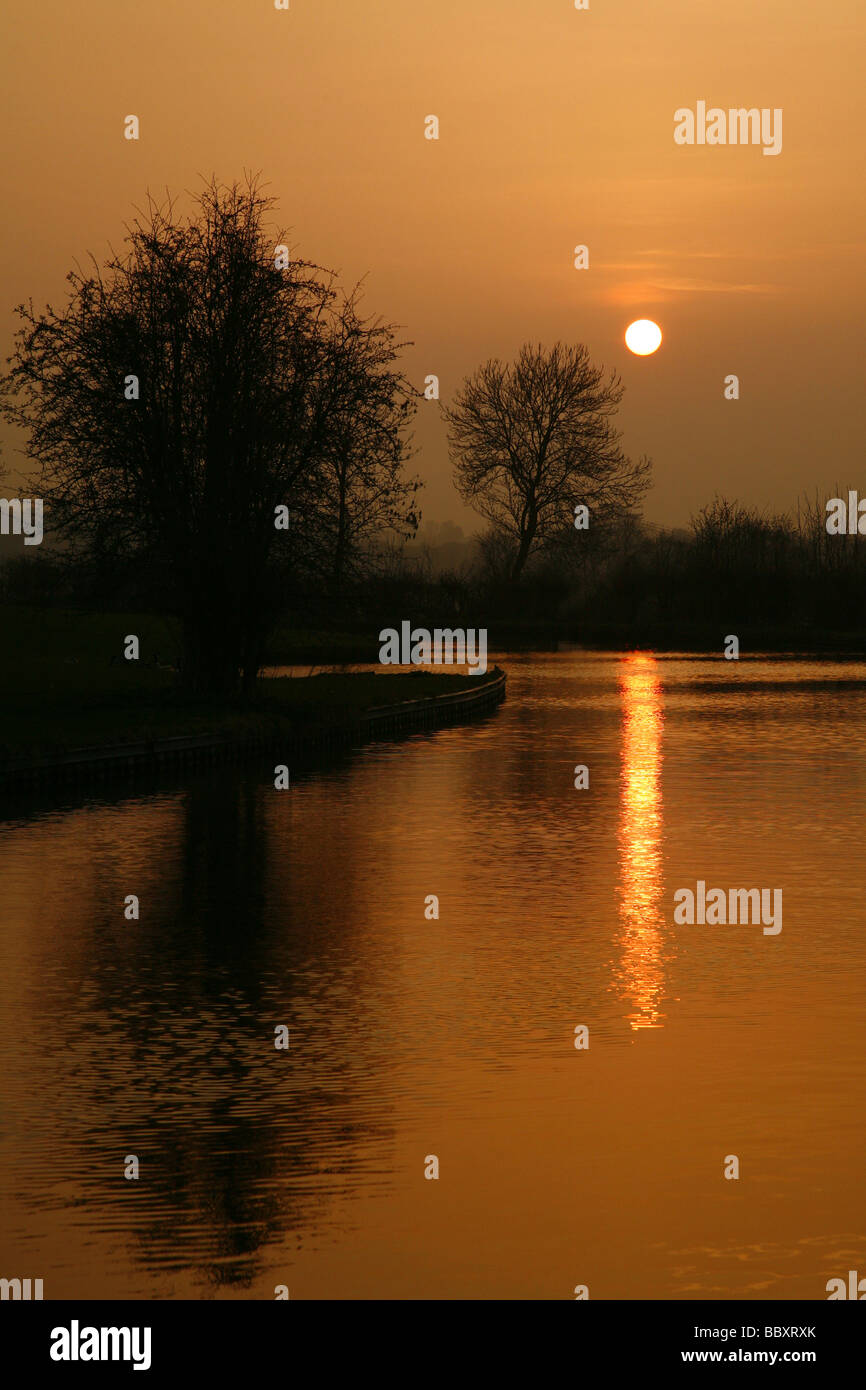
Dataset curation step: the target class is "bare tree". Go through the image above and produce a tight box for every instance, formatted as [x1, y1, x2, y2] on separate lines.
[444, 342, 651, 580]
[0, 177, 414, 695]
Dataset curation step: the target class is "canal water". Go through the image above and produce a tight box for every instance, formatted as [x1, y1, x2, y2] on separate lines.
[1, 653, 864, 1299]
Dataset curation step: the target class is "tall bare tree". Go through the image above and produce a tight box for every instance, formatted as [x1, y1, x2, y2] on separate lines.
[0, 177, 416, 694]
[444, 342, 651, 579]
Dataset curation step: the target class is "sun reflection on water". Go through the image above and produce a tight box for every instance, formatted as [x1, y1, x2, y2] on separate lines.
[616, 653, 667, 1029]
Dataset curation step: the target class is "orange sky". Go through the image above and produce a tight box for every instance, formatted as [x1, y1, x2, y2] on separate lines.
[2, 0, 864, 528]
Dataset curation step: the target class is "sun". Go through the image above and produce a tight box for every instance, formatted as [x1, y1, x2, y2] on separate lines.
[625, 319, 662, 356]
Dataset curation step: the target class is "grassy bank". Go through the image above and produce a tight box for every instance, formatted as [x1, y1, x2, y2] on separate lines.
[0, 606, 491, 760]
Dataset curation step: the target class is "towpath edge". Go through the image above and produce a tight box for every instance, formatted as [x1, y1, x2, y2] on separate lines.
[0, 667, 507, 788]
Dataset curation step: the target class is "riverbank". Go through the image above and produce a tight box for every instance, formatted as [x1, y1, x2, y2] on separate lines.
[0, 671, 506, 784]
[0, 604, 506, 784]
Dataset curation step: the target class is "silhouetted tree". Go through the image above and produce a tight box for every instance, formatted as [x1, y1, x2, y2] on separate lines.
[444, 342, 651, 580]
[0, 177, 416, 694]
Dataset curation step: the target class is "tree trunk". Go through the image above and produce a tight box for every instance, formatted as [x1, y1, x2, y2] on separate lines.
[180, 607, 242, 697]
[333, 466, 349, 586]
[240, 625, 266, 700]
[510, 524, 535, 580]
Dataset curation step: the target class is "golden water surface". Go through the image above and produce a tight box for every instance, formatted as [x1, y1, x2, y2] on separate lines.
[1, 653, 864, 1299]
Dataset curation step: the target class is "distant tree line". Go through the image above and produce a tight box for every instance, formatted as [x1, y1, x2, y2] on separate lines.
[581, 493, 866, 644]
[6, 487, 866, 655]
